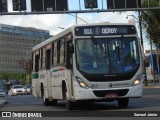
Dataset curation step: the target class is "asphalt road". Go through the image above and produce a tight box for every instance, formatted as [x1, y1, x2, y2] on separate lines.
[0, 88, 160, 119]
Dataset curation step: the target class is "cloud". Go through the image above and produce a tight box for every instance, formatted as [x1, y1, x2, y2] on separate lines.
[0, 14, 65, 34]
[96, 11, 137, 23]
[1, 0, 137, 34]
[0, 0, 137, 36]
[0, 11, 137, 36]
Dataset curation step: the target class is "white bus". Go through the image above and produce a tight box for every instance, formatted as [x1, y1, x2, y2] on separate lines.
[32, 23, 143, 110]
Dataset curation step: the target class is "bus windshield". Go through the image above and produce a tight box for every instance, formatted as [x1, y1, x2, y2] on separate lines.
[76, 37, 140, 75]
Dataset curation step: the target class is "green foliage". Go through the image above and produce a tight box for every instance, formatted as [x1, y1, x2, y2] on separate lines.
[0, 72, 11, 80]
[141, 0, 160, 48]
[17, 59, 32, 85]
[0, 72, 26, 90]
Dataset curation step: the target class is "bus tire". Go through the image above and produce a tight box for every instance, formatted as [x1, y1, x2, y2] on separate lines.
[66, 100, 75, 110]
[51, 100, 57, 106]
[41, 86, 50, 106]
[117, 98, 129, 108]
[64, 85, 74, 110]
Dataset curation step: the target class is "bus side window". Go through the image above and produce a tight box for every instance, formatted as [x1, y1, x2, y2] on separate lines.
[40, 49, 43, 69]
[46, 49, 51, 69]
[42, 48, 46, 68]
[60, 39, 65, 64]
[66, 41, 73, 69]
[57, 40, 60, 64]
[53, 42, 58, 65]
[52, 42, 54, 65]
[35, 54, 39, 72]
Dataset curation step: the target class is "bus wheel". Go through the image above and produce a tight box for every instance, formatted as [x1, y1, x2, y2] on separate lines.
[42, 88, 50, 106]
[117, 98, 129, 108]
[64, 85, 74, 110]
[51, 99, 57, 106]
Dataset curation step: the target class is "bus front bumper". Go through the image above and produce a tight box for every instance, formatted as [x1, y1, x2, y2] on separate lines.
[73, 84, 143, 100]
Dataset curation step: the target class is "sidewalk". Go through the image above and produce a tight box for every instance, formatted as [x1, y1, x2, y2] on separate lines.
[143, 84, 160, 88]
[143, 81, 160, 88]
[0, 98, 7, 108]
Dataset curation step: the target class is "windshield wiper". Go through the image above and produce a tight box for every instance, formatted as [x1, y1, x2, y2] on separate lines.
[91, 35, 97, 44]
[117, 35, 124, 61]
[117, 46, 121, 61]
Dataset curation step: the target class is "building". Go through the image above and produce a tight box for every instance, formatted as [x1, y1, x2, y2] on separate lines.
[0, 23, 52, 74]
[145, 50, 160, 83]
[128, 18, 136, 25]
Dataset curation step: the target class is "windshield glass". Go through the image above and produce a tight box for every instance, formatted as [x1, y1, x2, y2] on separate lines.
[76, 37, 140, 75]
[26, 84, 31, 88]
[13, 85, 23, 89]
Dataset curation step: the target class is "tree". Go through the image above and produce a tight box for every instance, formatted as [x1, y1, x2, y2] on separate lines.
[141, 0, 160, 48]
[17, 59, 32, 84]
[10, 73, 24, 85]
[0, 72, 11, 91]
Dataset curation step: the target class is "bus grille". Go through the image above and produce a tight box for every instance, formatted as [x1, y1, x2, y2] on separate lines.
[93, 89, 129, 97]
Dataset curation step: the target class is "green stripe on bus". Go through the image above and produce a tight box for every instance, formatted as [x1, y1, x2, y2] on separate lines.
[32, 73, 39, 79]
[53, 69, 59, 72]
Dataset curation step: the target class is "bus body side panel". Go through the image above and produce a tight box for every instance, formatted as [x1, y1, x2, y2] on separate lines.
[50, 67, 67, 99]
[46, 70, 52, 99]
[32, 72, 40, 98]
[67, 69, 74, 100]
[39, 69, 48, 98]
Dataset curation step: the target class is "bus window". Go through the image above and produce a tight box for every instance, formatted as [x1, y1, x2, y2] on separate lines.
[35, 54, 39, 72]
[60, 39, 65, 64]
[57, 40, 60, 64]
[52, 42, 54, 65]
[46, 49, 51, 69]
[40, 49, 43, 69]
[42, 48, 46, 68]
[53, 42, 58, 65]
[66, 41, 73, 69]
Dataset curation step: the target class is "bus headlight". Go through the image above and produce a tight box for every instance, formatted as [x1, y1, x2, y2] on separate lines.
[131, 75, 143, 86]
[75, 76, 89, 89]
[133, 80, 140, 86]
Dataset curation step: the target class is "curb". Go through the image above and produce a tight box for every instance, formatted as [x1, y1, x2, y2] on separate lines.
[143, 85, 160, 89]
[0, 99, 8, 108]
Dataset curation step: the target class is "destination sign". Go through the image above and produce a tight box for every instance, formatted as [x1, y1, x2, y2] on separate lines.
[75, 25, 136, 36]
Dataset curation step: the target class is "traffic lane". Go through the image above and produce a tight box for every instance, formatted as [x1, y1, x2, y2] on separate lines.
[0, 88, 160, 111]
[1, 95, 160, 111]
[143, 87, 160, 95]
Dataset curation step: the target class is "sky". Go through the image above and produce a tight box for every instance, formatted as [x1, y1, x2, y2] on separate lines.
[0, 0, 150, 51]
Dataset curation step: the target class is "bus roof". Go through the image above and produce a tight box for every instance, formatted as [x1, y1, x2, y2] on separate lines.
[32, 26, 74, 51]
[32, 23, 135, 51]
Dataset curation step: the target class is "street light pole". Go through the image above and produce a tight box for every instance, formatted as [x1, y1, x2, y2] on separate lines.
[58, 13, 88, 29]
[76, 13, 78, 25]
[67, 13, 88, 24]
[138, 11, 148, 86]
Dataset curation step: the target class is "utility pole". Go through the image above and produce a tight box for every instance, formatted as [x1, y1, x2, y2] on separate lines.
[76, 13, 78, 25]
[138, 11, 148, 86]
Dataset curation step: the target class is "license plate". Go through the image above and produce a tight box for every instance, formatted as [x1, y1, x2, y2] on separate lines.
[105, 93, 118, 99]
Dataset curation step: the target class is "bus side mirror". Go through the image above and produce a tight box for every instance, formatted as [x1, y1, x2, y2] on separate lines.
[68, 43, 74, 54]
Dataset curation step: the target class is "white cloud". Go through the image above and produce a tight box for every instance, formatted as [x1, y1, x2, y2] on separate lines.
[1, 1, 138, 36]
[0, 11, 137, 33]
